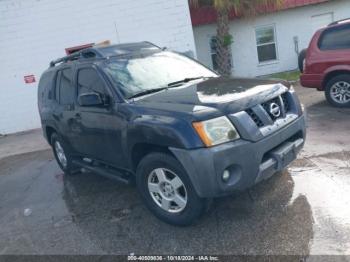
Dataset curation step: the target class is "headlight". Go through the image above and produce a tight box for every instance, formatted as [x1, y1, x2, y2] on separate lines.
[192, 116, 240, 147]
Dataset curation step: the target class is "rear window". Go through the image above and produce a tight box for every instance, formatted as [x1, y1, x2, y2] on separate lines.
[319, 24, 350, 50]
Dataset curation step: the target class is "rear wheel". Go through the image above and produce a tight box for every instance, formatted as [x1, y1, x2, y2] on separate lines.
[325, 74, 350, 108]
[136, 152, 209, 226]
[51, 133, 78, 175]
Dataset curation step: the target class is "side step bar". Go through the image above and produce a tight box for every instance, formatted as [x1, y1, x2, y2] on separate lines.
[72, 159, 132, 185]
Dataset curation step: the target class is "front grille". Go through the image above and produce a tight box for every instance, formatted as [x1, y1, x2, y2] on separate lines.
[246, 92, 292, 128]
[281, 93, 290, 112]
[261, 96, 282, 121]
[246, 109, 264, 127]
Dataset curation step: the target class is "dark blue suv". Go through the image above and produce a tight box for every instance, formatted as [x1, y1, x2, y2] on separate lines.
[38, 42, 306, 226]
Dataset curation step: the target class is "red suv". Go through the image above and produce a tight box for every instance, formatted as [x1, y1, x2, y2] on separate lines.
[300, 19, 350, 107]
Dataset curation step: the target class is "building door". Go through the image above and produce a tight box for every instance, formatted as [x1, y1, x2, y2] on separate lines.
[311, 12, 334, 33]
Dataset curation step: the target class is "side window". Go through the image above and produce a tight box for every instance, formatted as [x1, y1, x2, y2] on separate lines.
[319, 25, 350, 50]
[58, 68, 75, 105]
[77, 68, 106, 96]
[255, 25, 278, 63]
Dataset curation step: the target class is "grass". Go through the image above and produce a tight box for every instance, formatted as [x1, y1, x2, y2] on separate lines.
[265, 70, 301, 82]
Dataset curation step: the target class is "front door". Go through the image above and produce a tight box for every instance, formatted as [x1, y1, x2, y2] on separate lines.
[72, 66, 127, 168]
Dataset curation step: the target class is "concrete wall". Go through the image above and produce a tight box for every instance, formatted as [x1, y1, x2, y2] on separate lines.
[193, 0, 350, 77]
[0, 0, 196, 134]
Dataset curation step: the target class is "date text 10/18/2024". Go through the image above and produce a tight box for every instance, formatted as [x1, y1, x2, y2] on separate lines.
[127, 255, 219, 261]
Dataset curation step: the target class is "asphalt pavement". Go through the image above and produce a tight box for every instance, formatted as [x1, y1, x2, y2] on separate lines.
[0, 84, 349, 256]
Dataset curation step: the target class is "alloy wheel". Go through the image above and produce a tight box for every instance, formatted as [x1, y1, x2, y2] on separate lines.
[54, 141, 67, 168]
[147, 168, 187, 213]
[330, 81, 350, 104]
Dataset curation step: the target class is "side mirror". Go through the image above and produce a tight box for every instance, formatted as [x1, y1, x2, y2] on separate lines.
[78, 92, 104, 107]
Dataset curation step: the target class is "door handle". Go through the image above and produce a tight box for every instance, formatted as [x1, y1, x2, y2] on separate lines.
[75, 113, 82, 120]
[53, 113, 61, 121]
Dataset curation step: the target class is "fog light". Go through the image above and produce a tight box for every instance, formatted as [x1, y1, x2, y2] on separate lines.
[222, 170, 230, 181]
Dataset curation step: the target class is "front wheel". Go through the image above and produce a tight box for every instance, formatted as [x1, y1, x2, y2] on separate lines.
[325, 74, 350, 108]
[136, 152, 209, 226]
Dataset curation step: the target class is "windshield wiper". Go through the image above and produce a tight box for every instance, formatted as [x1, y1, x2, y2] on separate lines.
[127, 76, 215, 99]
[167, 76, 214, 87]
[127, 87, 168, 99]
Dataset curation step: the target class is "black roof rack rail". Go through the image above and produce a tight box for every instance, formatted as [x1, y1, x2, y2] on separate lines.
[49, 41, 162, 67]
[49, 48, 103, 67]
[143, 41, 161, 49]
[328, 18, 350, 26]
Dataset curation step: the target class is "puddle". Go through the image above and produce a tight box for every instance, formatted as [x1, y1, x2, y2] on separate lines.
[289, 151, 350, 255]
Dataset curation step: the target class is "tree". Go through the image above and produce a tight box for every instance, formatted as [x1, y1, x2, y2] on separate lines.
[190, 0, 283, 76]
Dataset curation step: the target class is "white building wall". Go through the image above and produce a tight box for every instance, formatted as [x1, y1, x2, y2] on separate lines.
[193, 0, 350, 77]
[0, 0, 196, 134]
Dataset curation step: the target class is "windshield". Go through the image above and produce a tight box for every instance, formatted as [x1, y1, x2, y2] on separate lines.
[104, 51, 217, 99]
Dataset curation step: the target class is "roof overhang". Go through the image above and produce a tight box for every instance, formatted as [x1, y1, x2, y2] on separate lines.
[190, 0, 331, 26]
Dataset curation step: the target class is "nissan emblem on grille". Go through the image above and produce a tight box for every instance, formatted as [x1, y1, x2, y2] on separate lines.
[269, 102, 281, 118]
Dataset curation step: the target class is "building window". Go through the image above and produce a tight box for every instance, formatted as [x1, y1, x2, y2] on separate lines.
[255, 25, 278, 63]
[210, 36, 232, 71]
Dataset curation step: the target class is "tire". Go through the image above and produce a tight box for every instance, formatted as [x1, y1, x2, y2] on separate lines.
[298, 49, 307, 73]
[51, 133, 79, 175]
[136, 152, 209, 226]
[325, 74, 350, 108]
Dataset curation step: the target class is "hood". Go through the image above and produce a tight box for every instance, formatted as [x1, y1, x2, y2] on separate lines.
[132, 76, 290, 115]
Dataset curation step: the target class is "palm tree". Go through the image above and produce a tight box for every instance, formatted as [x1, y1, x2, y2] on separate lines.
[190, 0, 283, 76]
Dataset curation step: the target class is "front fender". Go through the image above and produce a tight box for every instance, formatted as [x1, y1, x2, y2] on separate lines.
[126, 114, 203, 150]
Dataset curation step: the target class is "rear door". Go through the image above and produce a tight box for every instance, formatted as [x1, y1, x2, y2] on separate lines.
[52, 67, 77, 151]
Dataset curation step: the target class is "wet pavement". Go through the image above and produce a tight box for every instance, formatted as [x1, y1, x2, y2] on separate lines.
[0, 85, 349, 255]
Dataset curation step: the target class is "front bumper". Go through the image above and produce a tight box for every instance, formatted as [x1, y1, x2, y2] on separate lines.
[170, 115, 306, 198]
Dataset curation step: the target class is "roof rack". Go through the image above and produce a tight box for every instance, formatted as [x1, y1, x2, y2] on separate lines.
[50, 48, 103, 67]
[328, 18, 350, 26]
[49, 41, 161, 67]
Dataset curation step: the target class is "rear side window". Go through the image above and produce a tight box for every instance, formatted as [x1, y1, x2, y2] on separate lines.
[319, 25, 350, 50]
[38, 71, 54, 107]
[77, 68, 106, 96]
[56, 68, 75, 105]
[38, 71, 54, 99]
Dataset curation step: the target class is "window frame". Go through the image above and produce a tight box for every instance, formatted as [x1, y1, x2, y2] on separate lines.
[255, 24, 279, 64]
[318, 24, 350, 51]
[210, 36, 219, 71]
[75, 65, 115, 105]
[209, 35, 233, 71]
[53, 66, 76, 105]
[54, 70, 61, 103]
[55, 67, 75, 106]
